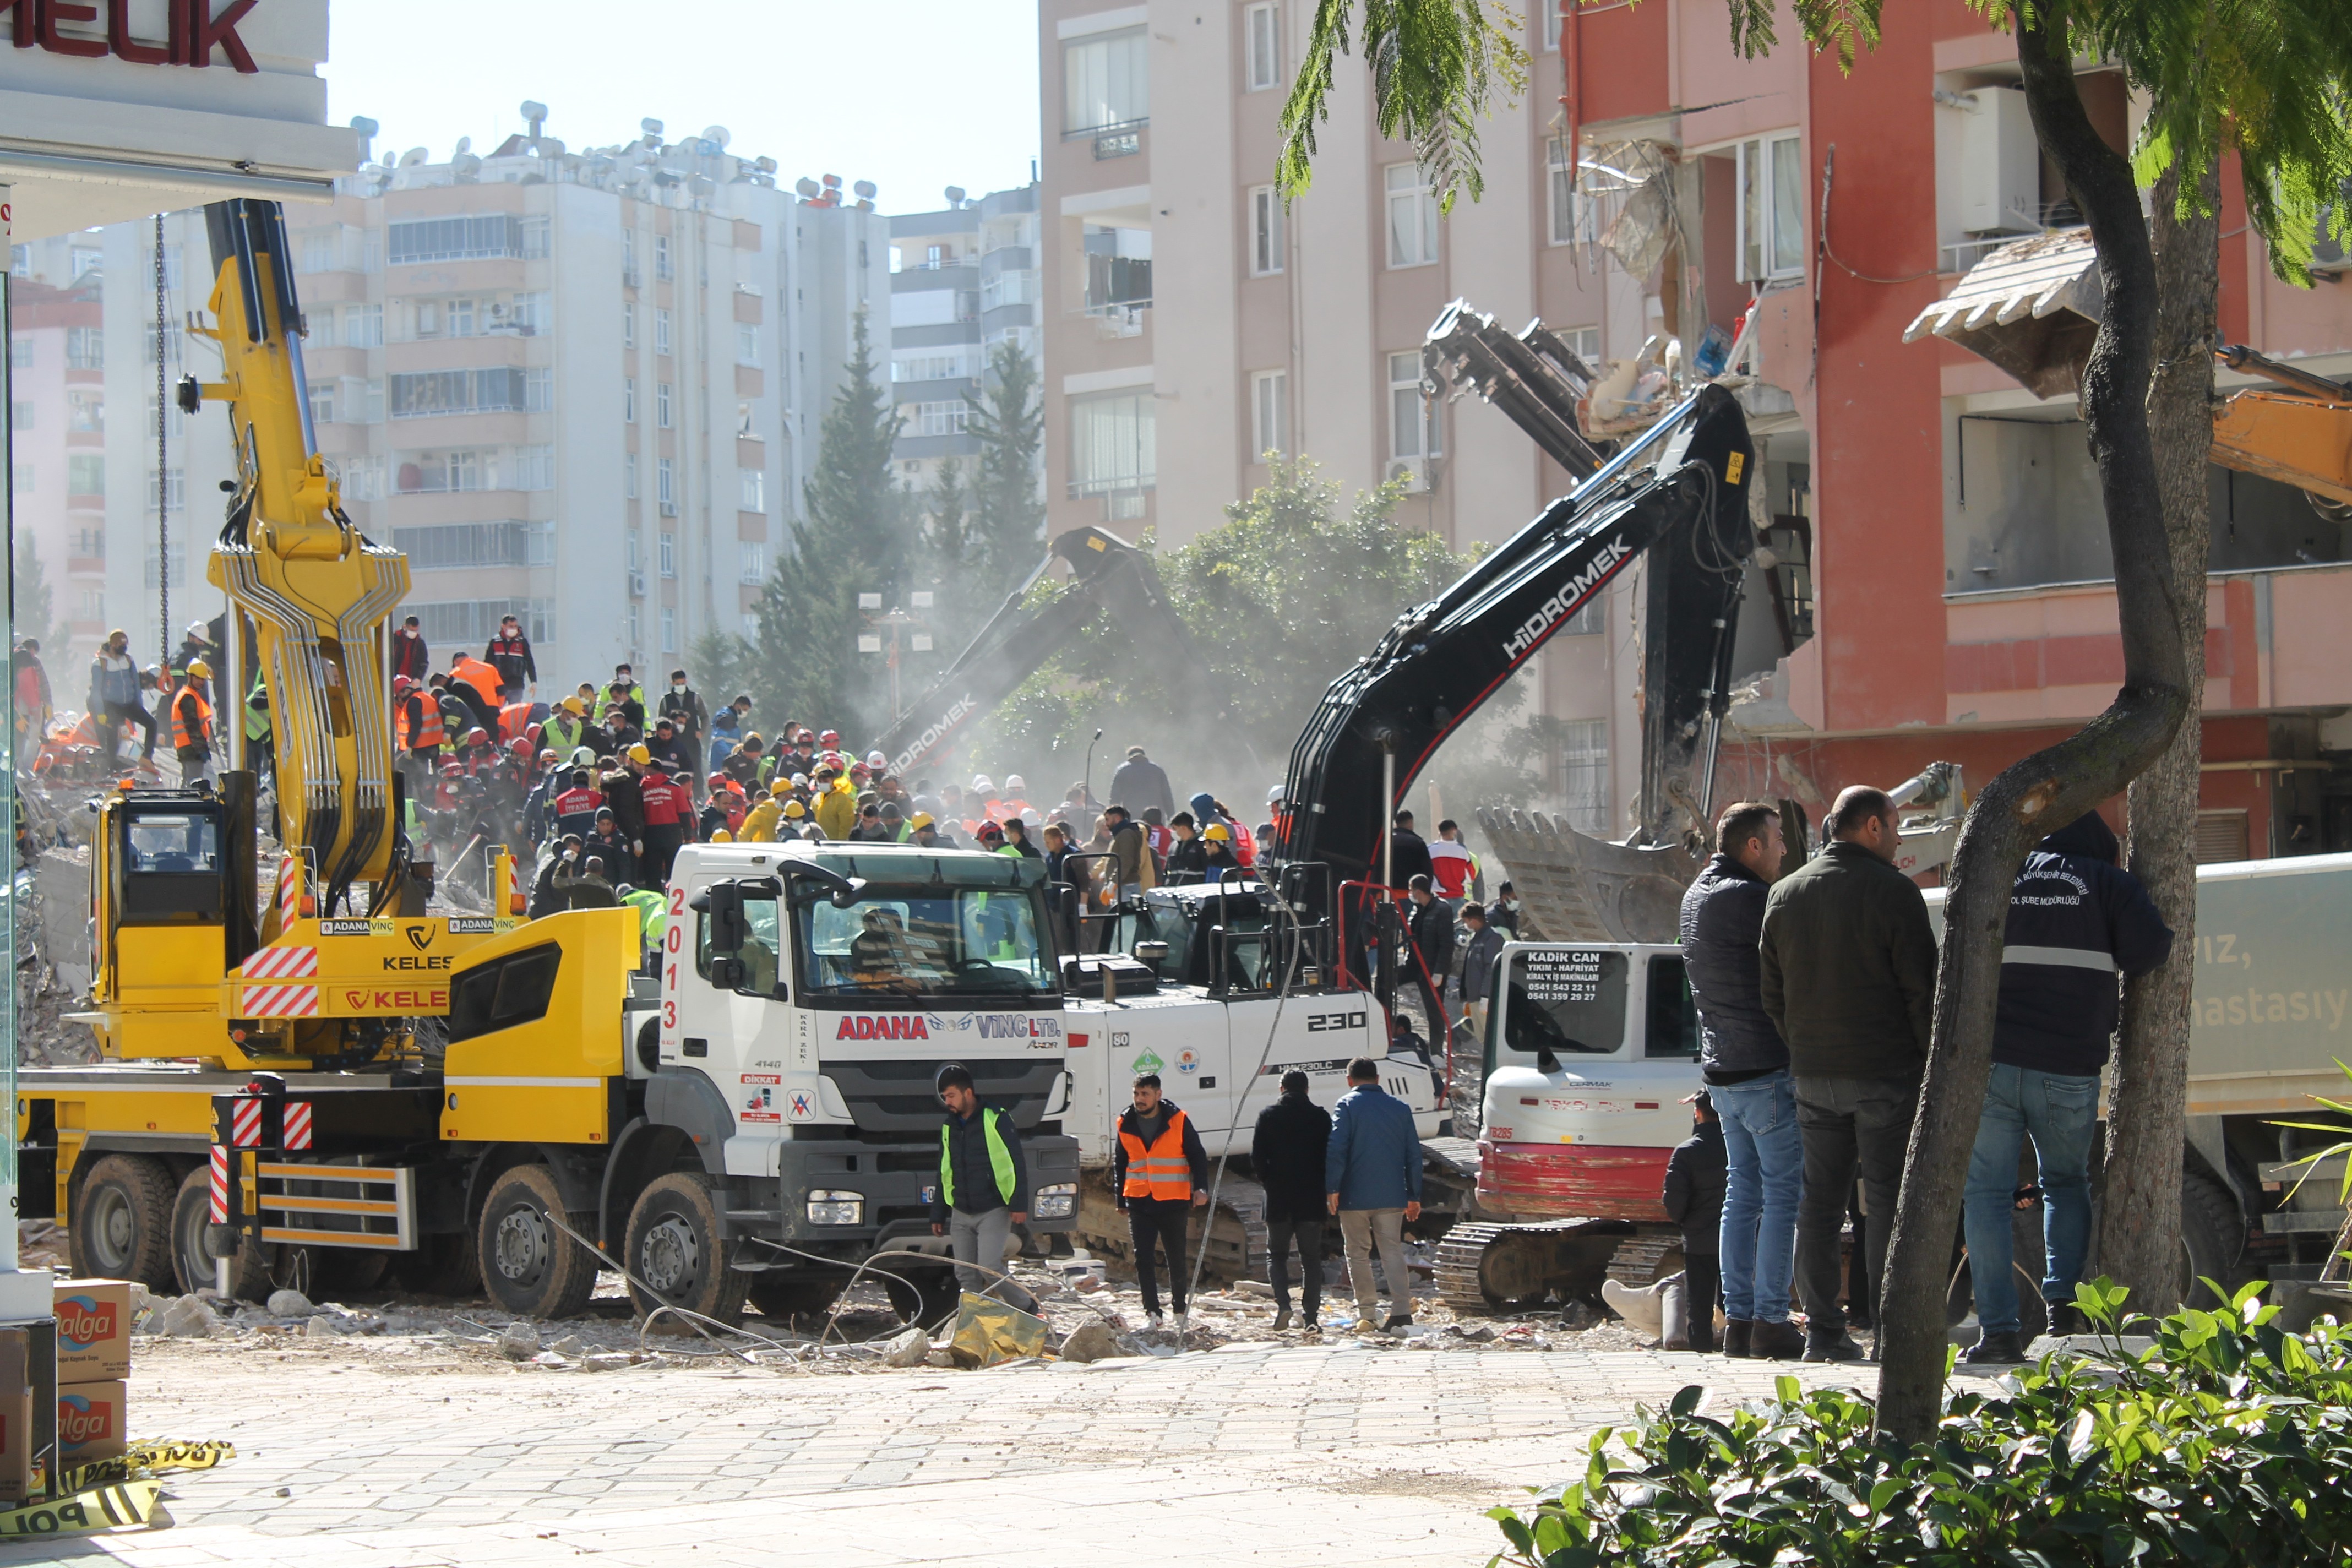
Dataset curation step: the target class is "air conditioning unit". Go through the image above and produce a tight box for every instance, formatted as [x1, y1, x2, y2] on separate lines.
[1387, 458, 1429, 494]
[659, 500, 678, 517]
[628, 570, 648, 596]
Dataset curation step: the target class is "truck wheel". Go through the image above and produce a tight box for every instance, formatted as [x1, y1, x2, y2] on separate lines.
[748, 1272, 849, 1323]
[306, 1248, 390, 1295]
[624, 1172, 747, 1331]
[884, 1266, 961, 1330]
[169, 1167, 270, 1301]
[477, 1166, 599, 1320]
[2179, 1172, 2245, 1310]
[388, 1233, 483, 1298]
[73, 1155, 177, 1291]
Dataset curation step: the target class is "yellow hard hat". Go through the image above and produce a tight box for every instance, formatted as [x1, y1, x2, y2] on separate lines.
[562, 696, 585, 715]
[710, 828, 734, 843]
[186, 659, 212, 680]
[627, 744, 651, 765]
[783, 799, 807, 818]
[910, 812, 935, 831]
[770, 779, 792, 799]
[1203, 823, 1231, 840]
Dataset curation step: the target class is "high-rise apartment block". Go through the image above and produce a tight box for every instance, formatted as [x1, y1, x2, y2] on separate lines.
[888, 183, 1042, 489]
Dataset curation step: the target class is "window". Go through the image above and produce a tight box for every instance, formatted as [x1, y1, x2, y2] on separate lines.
[145, 470, 185, 510]
[144, 541, 186, 589]
[308, 382, 335, 426]
[1063, 26, 1147, 133]
[413, 300, 442, 339]
[10, 464, 29, 493]
[1068, 391, 1155, 518]
[388, 216, 529, 266]
[624, 378, 636, 423]
[448, 943, 561, 1042]
[660, 607, 677, 654]
[300, 232, 336, 274]
[67, 392, 101, 433]
[388, 369, 542, 419]
[737, 401, 754, 435]
[735, 324, 759, 367]
[1250, 370, 1288, 460]
[512, 444, 554, 492]
[1562, 595, 1603, 635]
[656, 383, 673, 429]
[627, 529, 642, 573]
[68, 455, 105, 497]
[628, 606, 643, 645]
[656, 308, 672, 356]
[1736, 133, 1806, 281]
[1542, 0, 1563, 46]
[1548, 135, 1580, 246]
[73, 527, 102, 557]
[1385, 164, 1439, 267]
[1083, 225, 1153, 314]
[411, 598, 555, 647]
[9, 401, 28, 431]
[740, 542, 766, 584]
[142, 323, 179, 367]
[623, 230, 636, 280]
[66, 327, 102, 369]
[519, 217, 551, 259]
[523, 367, 553, 413]
[1388, 351, 1442, 461]
[657, 458, 675, 508]
[448, 298, 477, 339]
[70, 246, 100, 280]
[510, 292, 549, 335]
[78, 589, 101, 618]
[1560, 325, 1601, 367]
[1244, 3, 1281, 91]
[739, 468, 766, 512]
[624, 453, 639, 499]
[389, 521, 556, 570]
[344, 303, 383, 347]
[1561, 718, 1609, 835]
[912, 401, 968, 438]
[894, 352, 970, 383]
[654, 233, 673, 282]
[1249, 186, 1285, 275]
[658, 531, 677, 579]
[9, 336, 29, 369]
[622, 303, 636, 347]
[335, 455, 385, 500]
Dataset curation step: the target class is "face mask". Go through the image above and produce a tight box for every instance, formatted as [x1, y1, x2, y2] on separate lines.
[672, 683, 685, 692]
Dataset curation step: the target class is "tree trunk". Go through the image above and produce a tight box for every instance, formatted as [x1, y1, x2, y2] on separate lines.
[2101, 165, 2220, 1317]
[1872, 6, 2192, 1446]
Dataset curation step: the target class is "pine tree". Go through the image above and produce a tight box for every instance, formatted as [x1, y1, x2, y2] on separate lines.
[961, 341, 1046, 598]
[749, 310, 908, 739]
[924, 455, 970, 578]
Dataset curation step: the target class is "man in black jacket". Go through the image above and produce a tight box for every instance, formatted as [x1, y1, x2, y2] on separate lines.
[1387, 809, 1434, 890]
[1457, 902, 1505, 1048]
[1405, 875, 1455, 1045]
[1250, 1070, 1331, 1333]
[930, 1064, 1030, 1304]
[1681, 801, 1805, 1361]
[485, 614, 537, 699]
[1759, 785, 1938, 1363]
[1662, 1092, 1728, 1351]
[1962, 811, 2172, 1363]
[1113, 1075, 1211, 1331]
[1108, 745, 1175, 820]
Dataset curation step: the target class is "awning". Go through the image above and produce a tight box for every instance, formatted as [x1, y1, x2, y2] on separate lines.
[1903, 227, 2100, 398]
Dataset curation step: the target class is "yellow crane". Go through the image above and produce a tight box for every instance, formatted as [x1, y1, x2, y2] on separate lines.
[2211, 342, 2352, 519]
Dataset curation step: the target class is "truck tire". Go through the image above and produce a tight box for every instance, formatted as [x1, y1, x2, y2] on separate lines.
[73, 1155, 177, 1291]
[748, 1272, 849, 1323]
[306, 1248, 390, 1295]
[624, 1172, 747, 1331]
[2179, 1172, 2244, 1310]
[477, 1165, 600, 1320]
[388, 1233, 483, 1298]
[169, 1167, 270, 1302]
[884, 1266, 961, 1330]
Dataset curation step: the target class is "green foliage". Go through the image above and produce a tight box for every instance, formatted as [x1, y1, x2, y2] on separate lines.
[1279, 1, 1531, 213]
[749, 309, 908, 737]
[687, 628, 759, 708]
[1488, 1277, 2352, 1567]
[12, 535, 59, 658]
[961, 341, 1047, 596]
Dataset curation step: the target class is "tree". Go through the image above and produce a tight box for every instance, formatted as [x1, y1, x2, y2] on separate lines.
[687, 628, 758, 710]
[12, 535, 60, 660]
[922, 455, 970, 582]
[749, 310, 908, 738]
[1278, 0, 2352, 1444]
[961, 341, 1046, 594]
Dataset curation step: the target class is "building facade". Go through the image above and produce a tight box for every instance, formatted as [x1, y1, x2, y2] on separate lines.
[888, 182, 1042, 491]
[1036, 0, 2352, 858]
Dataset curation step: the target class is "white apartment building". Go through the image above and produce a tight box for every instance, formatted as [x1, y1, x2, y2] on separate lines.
[888, 182, 1042, 491]
[12, 112, 888, 687]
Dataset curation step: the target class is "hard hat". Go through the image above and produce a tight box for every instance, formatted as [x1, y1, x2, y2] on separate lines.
[711, 828, 734, 843]
[144, 663, 164, 680]
[977, 819, 1004, 839]
[509, 737, 533, 756]
[790, 772, 808, 788]
[1005, 774, 1026, 792]
[866, 749, 885, 767]
[571, 746, 597, 766]
[970, 775, 994, 794]
[186, 659, 211, 680]
[627, 744, 651, 765]
[783, 799, 807, 818]
[440, 760, 464, 776]
[186, 621, 208, 639]
[771, 780, 793, 799]
[538, 748, 559, 764]
[1020, 806, 1042, 827]
[467, 727, 488, 744]
[394, 675, 413, 692]
[742, 732, 764, 748]
[910, 811, 935, 831]
[1204, 823, 1231, 841]
[819, 729, 839, 745]
[562, 696, 585, 715]
[1267, 783, 1286, 803]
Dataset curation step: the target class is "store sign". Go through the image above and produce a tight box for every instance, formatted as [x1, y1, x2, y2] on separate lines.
[7, 0, 263, 74]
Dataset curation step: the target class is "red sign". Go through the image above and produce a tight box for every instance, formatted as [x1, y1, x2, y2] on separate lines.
[9, 0, 263, 74]
[53, 1297, 115, 1349]
[834, 1015, 929, 1042]
[341, 988, 449, 1011]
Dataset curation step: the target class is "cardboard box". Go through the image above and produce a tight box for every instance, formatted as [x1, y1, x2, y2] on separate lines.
[52, 1281, 130, 1382]
[0, 1330, 37, 1505]
[57, 1380, 126, 1464]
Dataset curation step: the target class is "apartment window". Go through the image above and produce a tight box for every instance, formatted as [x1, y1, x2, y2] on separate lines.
[1244, 3, 1281, 91]
[1548, 135, 1580, 246]
[1068, 391, 1155, 518]
[1562, 594, 1603, 635]
[657, 457, 675, 508]
[1083, 225, 1153, 314]
[1250, 370, 1289, 460]
[146, 469, 184, 510]
[739, 542, 766, 584]
[68, 455, 105, 497]
[334, 455, 385, 500]
[388, 368, 542, 419]
[658, 531, 677, 579]
[1388, 351, 1442, 462]
[739, 468, 766, 513]
[144, 541, 186, 590]
[143, 323, 179, 367]
[894, 352, 970, 383]
[9, 401, 29, 431]
[77, 588, 101, 618]
[411, 599, 554, 646]
[9, 337, 30, 370]
[1560, 325, 1601, 367]
[660, 606, 677, 655]
[624, 378, 636, 423]
[655, 234, 673, 281]
[510, 292, 550, 335]
[1542, 0, 1563, 46]
[1736, 132, 1806, 281]
[1561, 718, 1610, 835]
[389, 521, 556, 570]
[1063, 26, 1147, 133]
[624, 453, 639, 499]
[522, 367, 553, 413]
[513, 445, 554, 491]
[623, 303, 636, 347]
[736, 324, 759, 367]
[627, 529, 642, 573]
[66, 327, 102, 369]
[519, 216, 551, 259]
[413, 300, 441, 339]
[737, 401, 754, 436]
[912, 401, 968, 438]
[1385, 164, 1439, 268]
[344, 303, 383, 347]
[301, 232, 336, 274]
[656, 308, 672, 356]
[388, 216, 536, 266]
[1249, 186, 1285, 276]
[67, 392, 102, 433]
[628, 606, 643, 646]
[308, 382, 335, 426]
[10, 464, 29, 493]
[656, 383, 673, 429]
[450, 298, 478, 339]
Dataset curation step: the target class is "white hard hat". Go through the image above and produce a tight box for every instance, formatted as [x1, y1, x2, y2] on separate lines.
[1020, 806, 1042, 827]
[1267, 783, 1286, 802]
[1004, 774, 1026, 792]
[866, 749, 885, 768]
[186, 622, 209, 638]
[970, 775, 994, 793]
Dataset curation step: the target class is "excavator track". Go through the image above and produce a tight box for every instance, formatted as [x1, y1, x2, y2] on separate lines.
[1077, 1168, 1270, 1286]
[1436, 1218, 1638, 1315]
[1603, 1232, 1683, 1289]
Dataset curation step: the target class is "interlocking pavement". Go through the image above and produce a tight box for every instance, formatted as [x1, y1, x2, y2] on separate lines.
[50, 1338, 1882, 1566]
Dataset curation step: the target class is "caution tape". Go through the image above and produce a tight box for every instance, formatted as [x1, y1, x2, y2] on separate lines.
[57, 1439, 236, 1494]
[0, 1440, 235, 1541]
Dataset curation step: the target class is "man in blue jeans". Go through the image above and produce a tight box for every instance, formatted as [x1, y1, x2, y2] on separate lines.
[1963, 811, 2172, 1363]
[1680, 802, 1806, 1360]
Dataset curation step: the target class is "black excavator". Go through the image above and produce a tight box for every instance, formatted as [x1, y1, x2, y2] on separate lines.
[869, 525, 1246, 784]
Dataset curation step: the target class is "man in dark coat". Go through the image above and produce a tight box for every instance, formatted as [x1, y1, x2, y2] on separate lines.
[1662, 1092, 1728, 1351]
[1108, 744, 1176, 821]
[1250, 1070, 1331, 1333]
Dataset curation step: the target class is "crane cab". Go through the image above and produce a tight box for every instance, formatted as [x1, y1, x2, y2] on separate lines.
[89, 777, 261, 1060]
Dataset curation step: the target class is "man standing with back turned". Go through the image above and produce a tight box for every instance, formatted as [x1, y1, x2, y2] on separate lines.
[1251, 1069, 1331, 1334]
[1758, 786, 1937, 1364]
[1326, 1057, 1423, 1332]
[1681, 801, 1806, 1360]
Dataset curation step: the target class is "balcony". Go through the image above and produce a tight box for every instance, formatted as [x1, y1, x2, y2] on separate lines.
[1065, 117, 1147, 161]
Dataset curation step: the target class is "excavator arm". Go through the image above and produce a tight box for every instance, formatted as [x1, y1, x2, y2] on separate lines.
[873, 525, 1247, 781]
[2209, 343, 2352, 514]
[183, 199, 409, 914]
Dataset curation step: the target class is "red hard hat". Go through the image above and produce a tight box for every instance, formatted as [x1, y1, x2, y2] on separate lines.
[393, 675, 413, 692]
[467, 727, 488, 744]
[440, 761, 463, 776]
[819, 729, 839, 744]
[509, 736, 533, 756]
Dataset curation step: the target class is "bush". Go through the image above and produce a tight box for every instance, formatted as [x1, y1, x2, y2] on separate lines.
[1488, 1279, 2352, 1566]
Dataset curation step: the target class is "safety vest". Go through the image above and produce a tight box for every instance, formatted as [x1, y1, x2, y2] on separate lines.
[499, 701, 535, 743]
[170, 684, 213, 751]
[940, 1107, 1017, 1208]
[1119, 1108, 1193, 1201]
[621, 887, 667, 946]
[542, 713, 583, 754]
[244, 678, 270, 741]
[452, 656, 503, 711]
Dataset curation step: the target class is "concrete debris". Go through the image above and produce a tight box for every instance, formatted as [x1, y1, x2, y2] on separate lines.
[581, 1353, 636, 1373]
[302, 1315, 344, 1338]
[881, 1326, 930, 1368]
[551, 1334, 585, 1358]
[1453, 1324, 1496, 1343]
[496, 1326, 541, 1362]
[1054, 1321, 1129, 1364]
[156, 1294, 217, 1339]
[266, 1289, 315, 1318]
[923, 1345, 957, 1369]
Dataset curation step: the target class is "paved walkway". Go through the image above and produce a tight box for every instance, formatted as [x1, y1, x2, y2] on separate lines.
[56, 1339, 1885, 1566]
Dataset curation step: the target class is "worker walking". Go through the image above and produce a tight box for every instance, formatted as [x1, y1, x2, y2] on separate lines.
[1114, 1072, 1210, 1332]
[637, 761, 693, 888]
[930, 1064, 1032, 1306]
[485, 613, 537, 699]
[1662, 1092, 1728, 1351]
[1250, 1069, 1330, 1333]
[170, 660, 216, 786]
[1326, 1056, 1423, 1332]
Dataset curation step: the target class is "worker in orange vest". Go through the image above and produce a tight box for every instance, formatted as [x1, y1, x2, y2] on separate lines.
[447, 651, 503, 731]
[1113, 1072, 1210, 1333]
[171, 660, 216, 786]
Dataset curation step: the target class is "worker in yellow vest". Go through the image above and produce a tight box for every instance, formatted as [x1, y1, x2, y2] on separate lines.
[1114, 1072, 1211, 1333]
[929, 1064, 1031, 1310]
[171, 660, 216, 786]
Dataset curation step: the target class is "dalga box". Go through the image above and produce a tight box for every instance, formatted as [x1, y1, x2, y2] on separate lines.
[57, 1380, 127, 1463]
[52, 1280, 131, 1382]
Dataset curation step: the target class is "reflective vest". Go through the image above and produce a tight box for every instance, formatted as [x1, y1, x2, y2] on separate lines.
[499, 701, 535, 744]
[542, 712, 584, 755]
[243, 678, 270, 741]
[1119, 1108, 1194, 1201]
[170, 683, 213, 751]
[621, 887, 666, 946]
[402, 693, 445, 750]
[451, 656, 503, 711]
[940, 1107, 1017, 1208]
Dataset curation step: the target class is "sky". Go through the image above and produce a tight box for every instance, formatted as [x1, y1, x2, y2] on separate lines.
[319, 1, 1043, 214]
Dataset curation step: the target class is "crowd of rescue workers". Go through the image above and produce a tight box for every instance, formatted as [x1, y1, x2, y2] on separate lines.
[10, 617, 2171, 1363]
